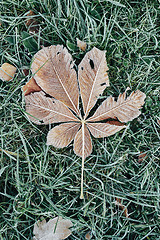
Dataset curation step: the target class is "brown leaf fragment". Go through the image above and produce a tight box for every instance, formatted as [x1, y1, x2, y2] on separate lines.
[89, 90, 146, 122]
[138, 152, 147, 163]
[87, 121, 126, 138]
[157, 119, 160, 125]
[74, 124, 92, 159]
[85, 231, 91, 240]
[115, 198, 129, 218]
[47, 122, 81, 148]
[26, 10, 35, 26]
[31, 45, 80, 115]
[33, 216, 73, 240]
[78, 47, 109, 118]
[26, 10, 39, 33]
[0, 63, 16, 81]
[77, 38, 87, 51]
[22, 69, 29, 76]
[25, 91, 78, 125]
[22, 77, 42, 96]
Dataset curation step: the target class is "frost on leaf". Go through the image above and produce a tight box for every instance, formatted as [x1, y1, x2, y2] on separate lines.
[78, 47, 109, 117]
[47, 122, 81, 148]
[25, 91, 78, 125]
[31, 45, 79, 114]
[33, 216, 73, 240]
[23, 44, 146, 198]
[89, 90, 146, 122]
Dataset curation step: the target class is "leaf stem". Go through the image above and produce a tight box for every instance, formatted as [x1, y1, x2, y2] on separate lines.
[80, 120, 85, 199]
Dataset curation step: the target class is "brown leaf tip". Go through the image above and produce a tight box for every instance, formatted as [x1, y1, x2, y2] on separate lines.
[77, 38, 87, 51]
[22, 77, 42, 96]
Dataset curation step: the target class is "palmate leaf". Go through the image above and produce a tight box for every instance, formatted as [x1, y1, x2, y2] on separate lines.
[23, 45, 146, 199]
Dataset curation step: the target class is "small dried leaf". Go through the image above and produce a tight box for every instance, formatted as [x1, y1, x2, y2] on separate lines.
[157, 119, 160, 125]
[22, 77, 42, 96]
[33, 216, 73, 240]
[78, 47, 109, 117]
[87, 121, 126, 138]
[26, 10, 39, 33]
[77, 38, 87, 51]
[26, 10, 35, 26]
[115, 198, 129, 218]
[25, 91, 78, 125]
[85, 231, 91, 240]
[47, 122, 81, 148]
[138, 152, 147, 163]
[89, 90, 146, 122]
[0, 63, 16, 81]
[74, 124, 92, 159]
[31, 45, 80, 115]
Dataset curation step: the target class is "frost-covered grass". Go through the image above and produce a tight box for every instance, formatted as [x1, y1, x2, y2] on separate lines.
[0, 0, 160, 239]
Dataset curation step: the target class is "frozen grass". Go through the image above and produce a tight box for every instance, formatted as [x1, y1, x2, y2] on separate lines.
[0, 0, 160, 239]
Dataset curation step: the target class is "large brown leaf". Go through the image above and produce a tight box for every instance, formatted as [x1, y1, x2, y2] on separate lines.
[31, 45, 80, 115]
[87, 121, 126, 138]
[47, 122, 80, 148]
[24, 44, 146, 199]
[25, 91, 78, 125]
[88, 90, 146, 122]
[78, 47, 109, 118]
[74, 124, 92, 159]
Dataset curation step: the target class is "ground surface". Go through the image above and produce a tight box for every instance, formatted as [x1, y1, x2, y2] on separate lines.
[0, 0, 160, 239]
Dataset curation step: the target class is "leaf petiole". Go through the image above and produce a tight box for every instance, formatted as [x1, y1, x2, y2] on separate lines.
[80, 120, 85, 199]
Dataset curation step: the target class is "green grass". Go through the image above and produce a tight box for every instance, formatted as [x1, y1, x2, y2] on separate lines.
[0, 0, 160, 239]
